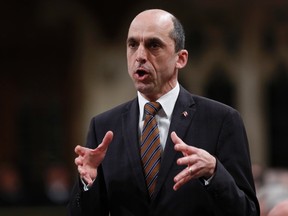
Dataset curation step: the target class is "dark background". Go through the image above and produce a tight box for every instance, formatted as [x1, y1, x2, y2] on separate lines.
[1, 0, 288, 215]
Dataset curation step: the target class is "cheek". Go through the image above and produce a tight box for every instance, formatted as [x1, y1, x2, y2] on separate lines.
[127, 63, 135, 79]
[126, 55, 133, 68]
[157, 59, 176, 73]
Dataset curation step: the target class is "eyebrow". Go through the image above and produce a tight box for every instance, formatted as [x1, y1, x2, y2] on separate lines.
[147, 37, 163, 44]
[127, 37, 136, 44]
[127, 36, 165, 45]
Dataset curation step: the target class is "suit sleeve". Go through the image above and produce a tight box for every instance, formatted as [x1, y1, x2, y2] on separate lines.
[205, 109, 260, 216]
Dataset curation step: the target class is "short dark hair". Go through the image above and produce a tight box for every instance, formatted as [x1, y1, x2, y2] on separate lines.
[170, 16, 185, 52]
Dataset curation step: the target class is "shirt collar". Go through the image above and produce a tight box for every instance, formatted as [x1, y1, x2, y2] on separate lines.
[138, 82, 180, 120]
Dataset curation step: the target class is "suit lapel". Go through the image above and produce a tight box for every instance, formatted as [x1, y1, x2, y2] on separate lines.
[121, 98, 148, 194]
[153, 86, 196, 199]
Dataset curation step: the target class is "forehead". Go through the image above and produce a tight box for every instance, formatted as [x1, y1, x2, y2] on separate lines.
[127, 12, 173, 41]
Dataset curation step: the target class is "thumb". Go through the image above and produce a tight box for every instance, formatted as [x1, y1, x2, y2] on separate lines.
[102, 131, 113, 145]
[95, 131, 114, 152]
[171, 131, 182, 145]
[171, 131, 188, 157]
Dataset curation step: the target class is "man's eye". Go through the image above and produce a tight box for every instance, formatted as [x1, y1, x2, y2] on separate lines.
[150, 43, 160, 49]
[128, 42, 137, 48]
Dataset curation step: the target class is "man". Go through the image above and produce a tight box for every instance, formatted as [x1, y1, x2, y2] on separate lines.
[68, 9, 260, 216]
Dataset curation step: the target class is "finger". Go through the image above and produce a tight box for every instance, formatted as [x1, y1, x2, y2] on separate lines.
[175, 143, 198, 155]
[171, 131, 196, 154]
[177, 153, 197, 166]
[173, 166, 200, 191]
[175, 144, 190, 157]
[95, 131, 114, 153]
[173, 178, 186, 191]
[74, 156, 83, 166]
[77, 165, 86, 178]
[171, 131, 183, 145]
[173, 171, 192, 191]
[83, 175, 93, 186]
[78, 167, 92, 185]
[75, 145, 87, 156]
[171, 131, 189, 157]
[174, 166, 193, 183]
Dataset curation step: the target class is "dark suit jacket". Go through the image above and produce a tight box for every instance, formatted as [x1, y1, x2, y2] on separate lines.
[68, 86, 260, 216]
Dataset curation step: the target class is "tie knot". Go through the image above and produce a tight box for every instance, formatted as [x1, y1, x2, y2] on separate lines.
[144, 102, 161, 116]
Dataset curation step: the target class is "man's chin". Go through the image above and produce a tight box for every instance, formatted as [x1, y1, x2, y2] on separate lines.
[135, 85, 153, 94]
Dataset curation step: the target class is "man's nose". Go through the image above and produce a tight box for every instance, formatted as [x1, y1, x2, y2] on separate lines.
[136, 45, 147, 63]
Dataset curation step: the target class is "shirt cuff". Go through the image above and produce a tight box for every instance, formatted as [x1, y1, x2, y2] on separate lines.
[199, 174, 215, 186]
[80, 178, 93, 191]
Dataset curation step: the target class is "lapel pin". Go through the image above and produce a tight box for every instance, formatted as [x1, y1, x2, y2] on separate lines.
[182, 111, 188, 117]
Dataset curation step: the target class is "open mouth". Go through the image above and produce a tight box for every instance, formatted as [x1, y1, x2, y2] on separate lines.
[136, 69, 148, 77]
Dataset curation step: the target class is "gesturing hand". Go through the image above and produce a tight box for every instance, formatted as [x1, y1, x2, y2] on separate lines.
[74, 131, 114, 187]
[171, 131, 216, 191]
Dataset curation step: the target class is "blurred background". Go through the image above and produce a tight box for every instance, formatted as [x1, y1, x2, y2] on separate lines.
[1, 0, 288, 215]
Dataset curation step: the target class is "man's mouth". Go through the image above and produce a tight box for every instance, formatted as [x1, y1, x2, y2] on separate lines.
[136, 69, 148, 77]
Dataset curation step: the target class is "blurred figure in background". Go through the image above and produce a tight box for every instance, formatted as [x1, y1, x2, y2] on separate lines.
[252, 165, 288, 216]
[0, 164, 24, 206]
[267, 199, 288, 216]
[43, 164, 71, 205]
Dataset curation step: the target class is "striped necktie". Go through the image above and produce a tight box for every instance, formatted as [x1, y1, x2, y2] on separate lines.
[140, 102, 162, 198]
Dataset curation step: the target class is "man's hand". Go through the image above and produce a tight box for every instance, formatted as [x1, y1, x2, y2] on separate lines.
[74, 131, 113, 187]
[171, 131, 216, 191]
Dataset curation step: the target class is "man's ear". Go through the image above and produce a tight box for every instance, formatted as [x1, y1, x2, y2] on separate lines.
[176, 49, 188, 69]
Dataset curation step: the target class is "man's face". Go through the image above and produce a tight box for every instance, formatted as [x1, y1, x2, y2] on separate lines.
[126, 10, 180, 101]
